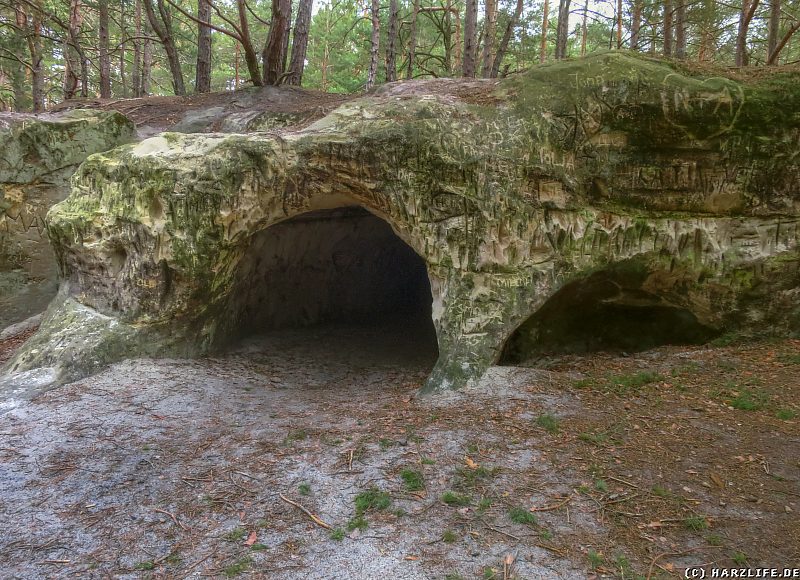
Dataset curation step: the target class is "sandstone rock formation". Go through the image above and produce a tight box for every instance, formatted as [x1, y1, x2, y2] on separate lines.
[4, 52, 799, 394]
[0, 110, 136, 328]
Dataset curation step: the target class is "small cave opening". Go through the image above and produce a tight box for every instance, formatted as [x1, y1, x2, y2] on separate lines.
[227, 206, 438, 369]
[499, 271, 720, 365]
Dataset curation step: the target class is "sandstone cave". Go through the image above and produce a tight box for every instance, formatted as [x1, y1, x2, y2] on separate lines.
[225, 206, 439, 363]
[499, 269, 720, 364]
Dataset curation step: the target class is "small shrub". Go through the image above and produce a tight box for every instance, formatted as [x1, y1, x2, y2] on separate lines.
[421, 457, 436, 465]
[776, 408, 797, 420]
[298, 483, 311, 496]
[477, 497, 493, 512]
[330, 528, 345, 541]
[594, 479, 608, 492]
[732, 552, 748, 565]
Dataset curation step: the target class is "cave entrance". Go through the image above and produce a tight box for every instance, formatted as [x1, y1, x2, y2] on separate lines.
[229, 206, 438, 368]
[499, 269, 720, 365]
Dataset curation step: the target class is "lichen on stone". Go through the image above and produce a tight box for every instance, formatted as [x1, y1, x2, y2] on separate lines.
[4, 53, 799, 393]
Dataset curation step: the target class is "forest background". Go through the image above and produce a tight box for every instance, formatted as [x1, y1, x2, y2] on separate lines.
[1, 0, 798, 112]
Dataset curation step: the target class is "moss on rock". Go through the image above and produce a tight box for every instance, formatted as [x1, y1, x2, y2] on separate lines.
[4, 54, 799, 394]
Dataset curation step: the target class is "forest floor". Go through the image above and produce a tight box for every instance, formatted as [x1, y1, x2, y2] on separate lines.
[0, 324, 798, 579]
[48, 77, 500, 134]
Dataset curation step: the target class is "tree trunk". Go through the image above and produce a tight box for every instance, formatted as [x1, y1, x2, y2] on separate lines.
[767, 20, 800, 64]
[195, 0, 212, 92]
[697, 0, 715, 61]
[262, 0, 291, 84]
[631, 0, 642, 50]
[281, 1, 292, 73]
[366, 0, 380, 89]
[385, 0, 399, 81]
[141, 36, 153, 95]
[616, 0, 622, 48]
[735, 0, 759, 66]
[540, 0, 549, 62]
[407, 0, 420, 78]
[766, 0, 781, 64]
[463, 0, 478, 76]
[133, 0, 142, 97]
[63, 0, 83, 100]
[28, 0, 44, 111]
[480, 0, 497, 77]
[119, 0, 127, 97]
[453, 3, 462, 72]
[491, 0, 523, 77]
[554, 0, 571, 59]
[99, 0, 111, 97]
[663, 0, 673, 55]
[675, 0, 686, 58]
[581, 0, 588, 54]
[235, 0, 263, 86]
[144, 0, 186, 95]
[287, 0, 313, 85]
[12, 3, 31, 111]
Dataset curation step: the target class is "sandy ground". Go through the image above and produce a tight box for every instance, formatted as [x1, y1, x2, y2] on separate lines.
[1, 324, 798, 579]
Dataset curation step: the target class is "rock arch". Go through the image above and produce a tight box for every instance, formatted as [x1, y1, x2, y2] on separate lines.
[4, 53, 799, 394]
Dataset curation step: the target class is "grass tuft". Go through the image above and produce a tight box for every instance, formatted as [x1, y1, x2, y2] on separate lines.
[354, 488, 391, 514]
[441, 491, 471, 506]
[223, 557, 252, 577]
[729, 389, 768, 411]
[508, 506, 537, 526]
[682, 516, 708, 531]
[535, 413, 560, 434]
[400, 468, 425, 491]
[442, 529, 458, 543]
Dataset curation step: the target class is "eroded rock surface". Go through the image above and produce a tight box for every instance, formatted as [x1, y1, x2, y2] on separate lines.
[0, 110, 135, 328]
[4, 52, 800, 394]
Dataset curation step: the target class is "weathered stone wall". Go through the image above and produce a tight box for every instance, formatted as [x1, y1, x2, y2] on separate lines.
[0, 110, 136, 328]
[4, 53, 799, 393]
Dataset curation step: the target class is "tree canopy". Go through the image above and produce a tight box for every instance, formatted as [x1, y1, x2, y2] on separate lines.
[1, 0, 799, 111]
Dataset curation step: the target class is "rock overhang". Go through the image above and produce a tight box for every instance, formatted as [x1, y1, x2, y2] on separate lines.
[3, 51, 800, 395]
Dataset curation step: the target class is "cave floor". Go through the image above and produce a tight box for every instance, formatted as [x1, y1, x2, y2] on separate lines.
[0, 325, 798, 579]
